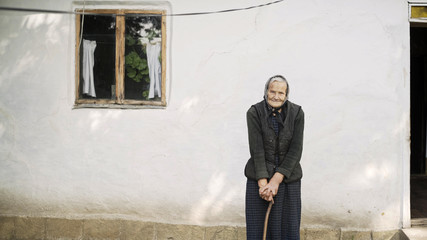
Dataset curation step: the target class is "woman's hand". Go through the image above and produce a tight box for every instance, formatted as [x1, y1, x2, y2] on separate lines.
[258, 178, 267, 188]
[258, 178, 271, 201]
[259, 173, 284, 202]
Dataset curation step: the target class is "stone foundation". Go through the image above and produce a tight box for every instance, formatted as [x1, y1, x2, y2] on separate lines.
[0, 216, 409, 240]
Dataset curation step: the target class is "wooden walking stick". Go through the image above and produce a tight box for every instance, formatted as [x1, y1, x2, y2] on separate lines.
[262, 200, 274, 240]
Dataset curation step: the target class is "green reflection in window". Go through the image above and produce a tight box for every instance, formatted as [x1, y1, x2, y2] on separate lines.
[412, 6, 427, 18]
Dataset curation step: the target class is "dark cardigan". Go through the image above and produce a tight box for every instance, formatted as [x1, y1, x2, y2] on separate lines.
[244, 100, 304, 183]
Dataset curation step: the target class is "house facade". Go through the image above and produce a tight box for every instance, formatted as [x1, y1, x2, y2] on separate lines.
[0, 0, 425, 238]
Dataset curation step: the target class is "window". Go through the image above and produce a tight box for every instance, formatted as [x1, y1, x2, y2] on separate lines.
[411, 5, 427, 20]
[75, 9, 166, 107]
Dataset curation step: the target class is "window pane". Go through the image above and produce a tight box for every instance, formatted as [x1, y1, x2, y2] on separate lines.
[124, 15, 162, 101]
[79, 15, 116, 99]
[412, 6, 427, 19]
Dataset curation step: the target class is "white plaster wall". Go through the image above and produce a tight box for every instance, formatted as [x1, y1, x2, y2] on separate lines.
[0, 0, 410, 230]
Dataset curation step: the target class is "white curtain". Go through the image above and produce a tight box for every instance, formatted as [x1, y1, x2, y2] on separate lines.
[146, 42, 162, 99]
[82, 39, 97, 97]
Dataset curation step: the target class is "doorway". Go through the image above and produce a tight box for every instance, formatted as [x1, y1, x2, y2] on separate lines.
[410, 23, 427, 222]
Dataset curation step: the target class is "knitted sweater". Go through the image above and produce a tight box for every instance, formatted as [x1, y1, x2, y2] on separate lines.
[244, 100, 304, 183]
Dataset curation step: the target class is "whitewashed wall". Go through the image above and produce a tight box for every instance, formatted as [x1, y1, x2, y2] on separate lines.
[0, 0, 411, 230]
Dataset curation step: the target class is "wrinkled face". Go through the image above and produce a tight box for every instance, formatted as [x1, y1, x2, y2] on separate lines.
[267, 81, 287, 108]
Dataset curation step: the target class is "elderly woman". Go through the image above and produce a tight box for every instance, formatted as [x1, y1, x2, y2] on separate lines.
[244, 75, 304, 240]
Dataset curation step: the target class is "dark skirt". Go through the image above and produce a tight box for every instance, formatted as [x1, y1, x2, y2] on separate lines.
[245, 179, 301, 240]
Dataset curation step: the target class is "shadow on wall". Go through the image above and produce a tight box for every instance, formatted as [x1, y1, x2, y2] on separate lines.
[0, 13, 66, 88]
[190, 171, 241, 225]
[301, 113, 408, 230]
[0, 12, 67, 188]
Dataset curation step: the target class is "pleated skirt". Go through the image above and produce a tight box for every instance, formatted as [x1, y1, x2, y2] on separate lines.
[245, 179, 301, 240]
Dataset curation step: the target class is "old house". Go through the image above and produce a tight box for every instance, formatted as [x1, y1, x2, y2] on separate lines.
[0, 0, 426, 239]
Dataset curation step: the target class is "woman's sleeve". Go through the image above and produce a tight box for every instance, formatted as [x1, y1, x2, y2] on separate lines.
[247, 107, 269, 180]
[276, 108, 304, 178]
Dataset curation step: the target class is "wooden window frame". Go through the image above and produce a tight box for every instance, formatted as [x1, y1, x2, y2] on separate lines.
[75, 9, 167, 107]
[410, 3, 427, 22]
